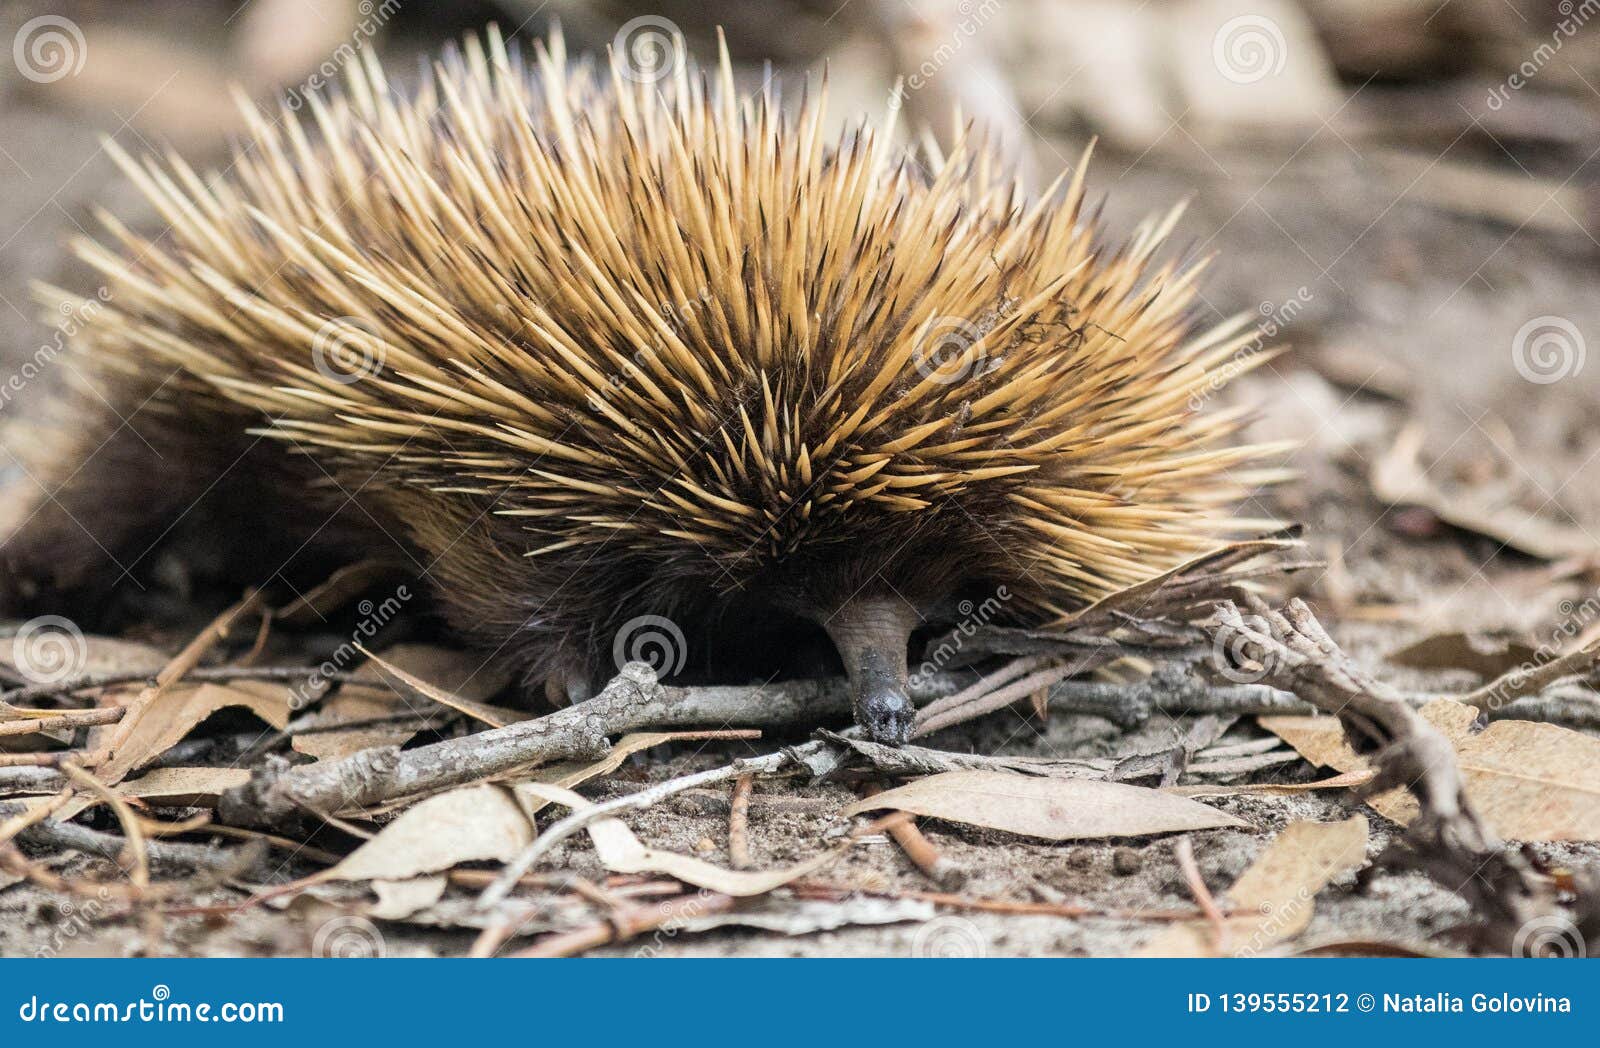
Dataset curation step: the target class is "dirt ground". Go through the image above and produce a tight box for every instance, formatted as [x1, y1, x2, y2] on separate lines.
[1, 5, 1599, 958]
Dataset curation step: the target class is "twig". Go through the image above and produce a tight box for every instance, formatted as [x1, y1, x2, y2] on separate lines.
[0, 801, 243, 872]
[217, 664, 916, 831]
[0, 707, 125, 737]
[1174, 836, 1228, 954]
[792, 881, 1215, 921]
[475, 746, 810, 910]
[727, 774, 754, 870]
[1461, 638, 1600, 712]
[1214, 596, 1561, 955]
[0, 666, 365, 708]
[512, 892, 739, 958]
[914, 662, 1079, 737]
[860, 782, 961, 886]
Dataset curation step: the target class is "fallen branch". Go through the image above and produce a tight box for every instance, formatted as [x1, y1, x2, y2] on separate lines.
[1213, 596, 1564, 955]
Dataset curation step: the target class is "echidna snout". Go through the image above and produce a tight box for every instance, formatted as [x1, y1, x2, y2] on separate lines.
[820, 594, 920, 746]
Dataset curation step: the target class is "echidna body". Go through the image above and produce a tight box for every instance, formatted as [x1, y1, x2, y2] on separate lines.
[4, 30, 1277, 743]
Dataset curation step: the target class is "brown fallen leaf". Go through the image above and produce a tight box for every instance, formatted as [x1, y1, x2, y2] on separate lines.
[368, 875, 450, 921]
[354, 644, 521, 728]
[1165, 769, 1376, 798]
[99, 682, 290, 784]
[48, 766, 250, 823]
[294, 644, 509, 762]
[1386, 631, 1538, 679]
[838, 770, 1249, 840]
[1140, 816, 1369, 956]
[1372, 424, 1596, 561]
[1263, 699, 1600, 840]
[323, 730, 759, 879]
[519, 783, 849, 897]
[0, 634, 170, 684]
[326, 784, 534, 882]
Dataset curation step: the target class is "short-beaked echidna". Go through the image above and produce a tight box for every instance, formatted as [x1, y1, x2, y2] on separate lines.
[2, 29, 1278, 744]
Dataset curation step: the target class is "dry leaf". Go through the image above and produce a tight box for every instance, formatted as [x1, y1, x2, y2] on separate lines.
[369, 875, 449, 920]
[1372, 424, 1596, 561]
[51, 766, 249, 822]
[519, 783, 849, 897]
[0, 634, 169, 683]
[1166, 769, 1375, 798]
[294, 644, 508, 761]
[1140, 816, 1369, 956]
[100, 682, 290, 784]
[327, 785, 534, 882]
[838, 770, 1249, 840]
[1387, 632, 1538, 679]
[355, 644, 521, 728]
[1263, 699, 1600, 840]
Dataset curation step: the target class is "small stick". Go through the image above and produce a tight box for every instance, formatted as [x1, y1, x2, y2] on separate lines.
[0, 751, 101, 768]
[914, 662, 1078, 737]
[0, 707, 125, 737]
[860, 782, 961, 887]
[792, 881, 1214, 921]
[512, 892, 738, 958]
[914, 656, 1052, 723]
[0, 789, 73, 845]
[1174, 836, 1228, 954]
[476, 746, 806, 910]
[727, 774, 754, 869]
[0, 666, 365, 708]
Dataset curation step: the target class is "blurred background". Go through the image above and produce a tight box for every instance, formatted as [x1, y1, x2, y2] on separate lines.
[0, 0, 1597, 634]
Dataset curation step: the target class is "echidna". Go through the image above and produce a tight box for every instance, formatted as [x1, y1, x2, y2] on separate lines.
[2, 28, 1277, 745]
